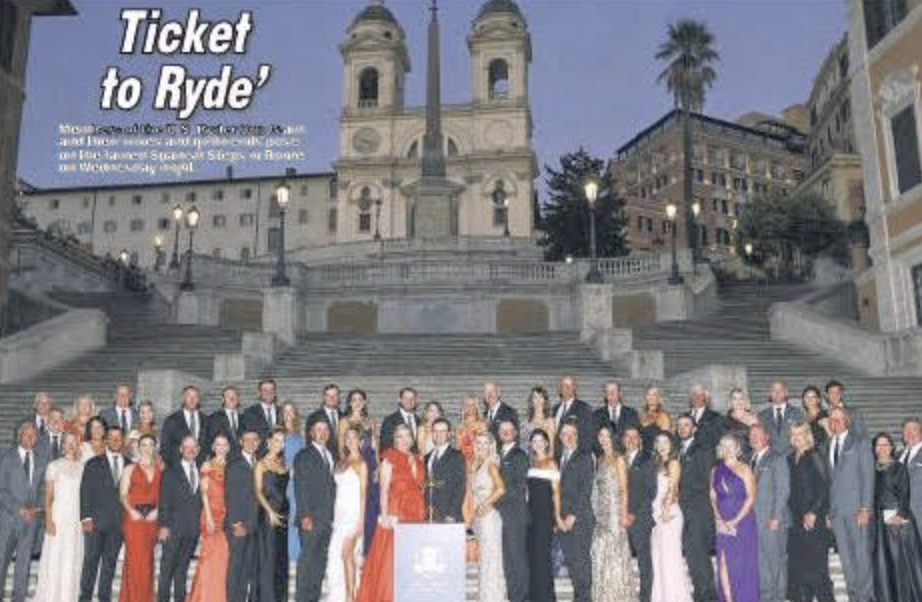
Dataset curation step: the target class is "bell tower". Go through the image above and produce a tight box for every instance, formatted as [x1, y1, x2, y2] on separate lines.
[468, 0, 531, 106]
[340, 1, 410, 112]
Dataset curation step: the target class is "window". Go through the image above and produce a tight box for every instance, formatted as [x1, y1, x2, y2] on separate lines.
[212, 189, 224, 201]
[913, 263, 922, 326]
[891, 105, 922, 195]
[269, 194, 281, 218]
[447, 138, 459, 157]
[267, 227, 281, 252]
[0, 1, 17, 73]
[213, 215, 226, 228]
[699, 226, 708, 246]
[299, 209, 309, 224]
[493, 205, 508, 227]
[712, 199, 719, 212]
[721, 200, 729, 215]
[646, 217, 653, 233]
[186, 191, 197, 202]
[132, 194, 142, 205]
[300, 184, 309, 196]
[78, 222, 92, 235]
[488, 59, 510, 100]
[161, 192, 170, 204]
[407, 140, 419, 159]
[359, 212, 372, 233]
[241, 188, 253, 200]
[358, 67, 379, 108]
[103, 220, 117, 233]
[239, 213, 255, 227]
[239, 247, 251, 262]
[157, 218, 170, 230]
[328, 208, 338, 233]
[49, 199, 60, 210]
[864, 0, 907, 49]
[694, 169, 704, 183]
[129, 219, 144, 232]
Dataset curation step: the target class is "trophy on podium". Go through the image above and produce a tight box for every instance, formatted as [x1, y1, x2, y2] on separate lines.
[421, 473, 444, 523]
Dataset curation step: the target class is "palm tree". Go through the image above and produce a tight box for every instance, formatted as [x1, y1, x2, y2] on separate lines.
[655, 19, 719, 261]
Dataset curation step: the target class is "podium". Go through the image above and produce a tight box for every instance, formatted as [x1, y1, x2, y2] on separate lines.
[394, 523, 466, 602]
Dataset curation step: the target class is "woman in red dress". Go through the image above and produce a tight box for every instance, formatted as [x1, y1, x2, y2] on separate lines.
[118, 434, 161, 602]
[185, 434, 231, 602]
[355, 424, 425, 602]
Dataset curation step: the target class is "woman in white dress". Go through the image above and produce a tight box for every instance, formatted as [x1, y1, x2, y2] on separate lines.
[326, 425, 369, 602]
[471, 431, 507, 602]
[32, 431, 84, 602]
[649, 433, 692, 602]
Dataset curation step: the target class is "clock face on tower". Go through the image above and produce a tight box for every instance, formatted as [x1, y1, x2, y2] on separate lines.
[352, 127, 382, 155]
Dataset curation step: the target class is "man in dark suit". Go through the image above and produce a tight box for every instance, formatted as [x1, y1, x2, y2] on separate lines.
[380, 387, 419, 452]
[241, 379, 283, 454]
[206, 386, 242, 456]
[825, 380, 868, 441]
[99, 384, 137, 434]
[159, 386, 206, 469]
[901, 417, 922, 538]
[553, 375, 595, 456]
[497, 418, 530, 602]
[677, 413, 717, 602]
[25, 391, 52, 440]
[306, 384, 343, 459]
[558, 419, 595, 602]
[157, 435, 203, 602]
[39, 408, 66, 462]
[424, 418, 465, 522]
[79, 426, 128, 602]
[687, 384, 725, 452]
[758, 380, 804, 456]
[593, 380, 639, 449]
[225, 428, 261, 602]
[483, 381, 519, 439]
[294, 414, 337, 602]
[622, 426, 655, 602]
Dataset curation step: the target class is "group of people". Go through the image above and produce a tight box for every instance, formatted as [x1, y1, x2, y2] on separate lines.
[0, 376, 920, 602]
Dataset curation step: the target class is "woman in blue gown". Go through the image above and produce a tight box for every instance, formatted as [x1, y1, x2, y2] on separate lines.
[281, 401, 305, 562]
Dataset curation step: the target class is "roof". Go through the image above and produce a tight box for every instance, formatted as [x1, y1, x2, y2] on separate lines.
[352, 1, 399, 27]
[21, 172, 336, 196]
[476, 0, 524, 20]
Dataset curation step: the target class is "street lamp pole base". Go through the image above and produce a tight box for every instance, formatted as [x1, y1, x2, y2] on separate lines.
[585, 269, 604, 284]
[271, 275, 291, 288]
[668, 274, 684, 285]
[179, 281, 195, 292]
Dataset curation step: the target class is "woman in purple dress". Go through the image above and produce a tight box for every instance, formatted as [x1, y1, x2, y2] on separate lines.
[710, 434, 760, 602]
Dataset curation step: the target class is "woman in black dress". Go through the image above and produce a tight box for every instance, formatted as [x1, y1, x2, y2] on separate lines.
[872, 432, 922, 602]
[787, 420, 835, 602]
[801, 385, 829, 446]
[527, 428, 560, 602]
[255, 427, 291, 602]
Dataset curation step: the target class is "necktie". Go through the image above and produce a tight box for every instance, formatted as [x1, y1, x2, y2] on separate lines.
[325, 450, 333, 473]
[112, 455, 121, 487]
[265, 406, 272, 426]
[329, 409, 338, 431]
[187, 463, 197, 492]
[51, 435, 60, 459]
[23, 451, 31, 483]
[751, 453, 759, 470]
[120, 409, 128, 433]
[901, 449, 911, 464]
[37, 417, 45, 436]
[489, 408, 495, 423]
[189, 412, 198, 440]
[408, 414, 416, 438]
[229, 411, 238, 435]
[562, 451, 571, 470]
[775, 408, 783, 432]
[833, 436, 841, 468]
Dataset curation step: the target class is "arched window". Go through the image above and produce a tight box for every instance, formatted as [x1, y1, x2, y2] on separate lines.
[491, 180, 508, 227]
[358, 67, 379, 107]
[488, 59, 509, 100]
[447, 138, 459, 156]
[358, 187, 374, 233]
[407, 140, 419, 159]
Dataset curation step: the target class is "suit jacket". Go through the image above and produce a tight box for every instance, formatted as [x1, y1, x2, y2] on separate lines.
[379, 410, 419, 452]
[823, 431, 874, 517]
[752, 448, 790, 529]
[34, 431, 65, 463]
[758, 405, 805, 454]
[592, 404, 640, 442]
[80, 453, 130, 533]
[559, 448, 594, 531]
[306, 407, 343, 458]
[485, 402, 520, 438]
[425, 446, 466, 522]
[678, 438, 714, 512]
[0, 446, 46, 522]
[158, 462, 204, 538]
[497, 444, 529, 519]
[293, 444, 336, 529]
[224, 455, 258, 533]
[99, 406, 138, 432]
[205, 409, 242, 454]
[902, 446, 922, 525]
[692, 407, 726, 451]
[160, 409, 207, 469]
[552, 398, 595, 455]
[241, 402, 283, 454]
[625, 450, 656, 526]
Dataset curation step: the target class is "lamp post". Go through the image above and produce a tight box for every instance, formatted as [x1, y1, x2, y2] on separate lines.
[374, 198, 383, 242]
[691, 200, 701, 276]
[169, 204, 183, 270]
[584, 179, 602, 283]
[272, 180, 291, 287]
[667, 202, 684, 285]
[153, 235, 164, 272]
[180, 205, 200, 291]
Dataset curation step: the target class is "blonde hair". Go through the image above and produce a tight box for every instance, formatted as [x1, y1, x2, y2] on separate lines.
[72, 395, 96, 421]
[473, 431, 498, 469]
[789, 420, 815, 452]
[461, 395, 481, 423]
[728, 387, 751, 412]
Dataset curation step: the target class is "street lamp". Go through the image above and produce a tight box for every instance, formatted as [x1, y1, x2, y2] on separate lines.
[272, 180, 291, 287]
[691, 200, 701, 276]
[666, 202, 684, 285]
[153, 235, 164, 272]
[374, 198, 383, 242]
[119, 249, 130, 265]
[169, 204, 184, 270]
[584, 179, 602, 283]
[180, 205, 200, 291]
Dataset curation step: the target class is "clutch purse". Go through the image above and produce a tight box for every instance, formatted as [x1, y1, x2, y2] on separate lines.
[134, 504, 156, 517]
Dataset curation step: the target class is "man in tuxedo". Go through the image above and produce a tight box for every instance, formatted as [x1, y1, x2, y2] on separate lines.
[749, 424, 790, 602]
[99, 384, 137, 434]
[901, 417, 922, 538]
[28, 391, 52, 439]
[825, 380, 867, 441]
[483, 381, 519, 438]
[558, 419, 594, 602]
[226, 429, 261, 602]
[0, 421, 46, 602]
[159, 386, 206, 469]
[825, 407, 874, 602]
[79, 426, 128, 602]
[294, 414, 337, 602]
[687, 384, 724, 451]
[593, 380, 639, 449]
[622, 426, 655, 602]
[157, 435, 203, 602]
[241, 378, 282, 454]
[380, 387, 419, 452]
[553, 375, 595, 456]
[496, 419, 529, 602]
[306, 384, 343, 459]
[424, 418, 465, 522]
[758, 380, 804, 456]
[37, 407, 66, 461]
[677, 413, 717, 602]
[206, 386, 242, 456]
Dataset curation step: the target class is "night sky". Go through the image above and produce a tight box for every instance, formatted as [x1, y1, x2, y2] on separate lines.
[17, 0, 846, 191]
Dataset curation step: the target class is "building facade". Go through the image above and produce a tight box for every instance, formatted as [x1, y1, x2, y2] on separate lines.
[847, 0, 922, 331]
[611, 110, 808, 253]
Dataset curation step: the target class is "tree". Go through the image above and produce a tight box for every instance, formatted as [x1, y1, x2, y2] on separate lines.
[655, 19, 720, 256]
[539, 148, 629, 261]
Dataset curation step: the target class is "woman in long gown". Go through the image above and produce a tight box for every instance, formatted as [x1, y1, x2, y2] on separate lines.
[710, 434, 759, 602]
[355, 424, 425, 602]
[32, 431, 84, 602]
[521, 387, 556, 457]
[185, 434, 231, 602]
[649, 433, 692, 602]
[871, 432, 922, 602]
[340, 389, 379, 557]
[471, 431, 507, 602]
[527, 428, 559, 602]
[724, 389, 757, 462]
[417, 400, 444, 458]
[456, 395, 488, 562]
[255, 427, 290, 602]
[591, 426, 637, 602]
[281, 401, 305, 562]
[118, 434, 161, 602]
[326, 426, 369, 602]
[786, 420, 835, 602]
[639, 387, 672, 454]
[801, 386, 830, 446]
